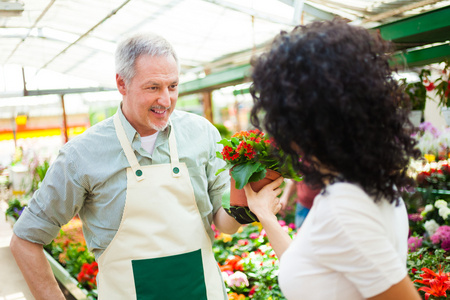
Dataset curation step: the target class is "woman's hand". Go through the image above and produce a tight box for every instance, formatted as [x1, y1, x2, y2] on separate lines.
[244, 176, 284, 221]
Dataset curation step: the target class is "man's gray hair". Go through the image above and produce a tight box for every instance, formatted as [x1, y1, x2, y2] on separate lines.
[115, 32, 179, 83]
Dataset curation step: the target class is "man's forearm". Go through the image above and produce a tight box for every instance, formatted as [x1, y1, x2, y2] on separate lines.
[10, 233, 65, 300]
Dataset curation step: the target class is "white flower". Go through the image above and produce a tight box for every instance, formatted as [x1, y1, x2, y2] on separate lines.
[438, 207, 450, 220]
[434, 199, 448, 209]
[424, 219, 440, 236]
[221, 271, 229, 282]
[421, 204, 434, 217]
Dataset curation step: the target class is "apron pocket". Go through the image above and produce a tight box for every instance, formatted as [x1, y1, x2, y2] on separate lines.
[132, 249, 208, 300]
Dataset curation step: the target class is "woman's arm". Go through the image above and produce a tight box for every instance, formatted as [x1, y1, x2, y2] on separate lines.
[279, 179, 296, 211]
[367, 276, 421, 300]
[244, 177, 293, 258]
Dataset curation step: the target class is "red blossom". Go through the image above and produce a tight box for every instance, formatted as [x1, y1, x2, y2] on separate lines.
[414, 266, 450, 300]
[425, 82, 435, 91]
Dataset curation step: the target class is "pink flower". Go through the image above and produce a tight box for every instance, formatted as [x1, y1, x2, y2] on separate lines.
[238, 239, 249, 246]
[278, 220, 286, 226]
[408, 236, 423, 252]
[431, 225, 450, 244]
[226, 271, 249, 288]
[249, 233, 259, 239]
[288, 223, 296, 230]
[442, 239, 450, 252]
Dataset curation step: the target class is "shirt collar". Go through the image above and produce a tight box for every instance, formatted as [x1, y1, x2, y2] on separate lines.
[117, 102, 172, 144]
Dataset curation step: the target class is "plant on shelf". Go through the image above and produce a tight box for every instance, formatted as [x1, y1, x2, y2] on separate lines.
[433, 60, 450, 109]
[399, 69, 433, 112]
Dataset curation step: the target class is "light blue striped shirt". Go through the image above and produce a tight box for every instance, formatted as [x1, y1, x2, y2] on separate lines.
[13, 107, 229, 259]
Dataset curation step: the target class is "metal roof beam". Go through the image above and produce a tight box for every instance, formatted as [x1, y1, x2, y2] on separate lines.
[179, 64, 251, 96]
[277, 0, 336, 20]
[362, 0, 444, 23]
[0, 87, 116, 98]
[202, 0, 296, 26]
[392, 42, 450, 68]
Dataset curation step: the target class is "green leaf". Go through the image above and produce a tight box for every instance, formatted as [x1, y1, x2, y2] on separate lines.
[248, 167, 266, 183]
[231, 137, 240, 146]
[217, 138, 233, 147]
[231, 162, 262, 189]
[215, 168, 226, 176]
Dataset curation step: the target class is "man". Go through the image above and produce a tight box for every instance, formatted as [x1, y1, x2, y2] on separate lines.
[10, 33, 240, 300]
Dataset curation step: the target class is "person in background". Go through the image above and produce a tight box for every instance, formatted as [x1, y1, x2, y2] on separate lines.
[244, 18, 422, 299]
[279, 179, 320, 228]
[10, 32, 240, 300]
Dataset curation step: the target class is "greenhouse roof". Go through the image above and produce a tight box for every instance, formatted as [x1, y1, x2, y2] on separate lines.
[1, 0, 449, 94]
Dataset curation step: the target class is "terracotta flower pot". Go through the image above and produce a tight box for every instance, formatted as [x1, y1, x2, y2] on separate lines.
[230, 169, 281, 207]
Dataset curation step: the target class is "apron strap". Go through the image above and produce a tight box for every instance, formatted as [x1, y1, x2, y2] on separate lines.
[168, 120, 182, 178]
[114, 114, 145, 182]
[114, 113, 182, 180]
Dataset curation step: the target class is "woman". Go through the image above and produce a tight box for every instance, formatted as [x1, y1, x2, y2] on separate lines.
[244, 18, 422, 300]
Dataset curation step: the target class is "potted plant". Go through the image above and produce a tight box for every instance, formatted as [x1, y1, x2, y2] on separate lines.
[399, 69, 432, 127]
[216, 129, 300, 223]
[433, 61, 450, 125]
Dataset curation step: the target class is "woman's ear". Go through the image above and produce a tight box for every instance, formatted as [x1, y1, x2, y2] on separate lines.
[116, 74, 127, 96]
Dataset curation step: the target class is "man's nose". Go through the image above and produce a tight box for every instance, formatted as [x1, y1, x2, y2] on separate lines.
[158, 88, 171, 107]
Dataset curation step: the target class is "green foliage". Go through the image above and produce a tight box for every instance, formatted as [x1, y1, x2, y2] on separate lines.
[214, 123, 232, 139]
[30, 159, 50, 193]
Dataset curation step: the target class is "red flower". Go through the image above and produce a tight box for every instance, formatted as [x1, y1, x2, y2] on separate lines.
[425, 82, 435, 91]
[77, 262, 98, 288]
[414, 266, 450, 300]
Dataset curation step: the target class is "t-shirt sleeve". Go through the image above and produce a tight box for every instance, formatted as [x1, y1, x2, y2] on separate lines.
[13, 145, 86, 245]
[309, 189, 407, 298]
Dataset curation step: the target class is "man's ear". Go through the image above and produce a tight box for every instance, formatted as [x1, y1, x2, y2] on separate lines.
[116, 74, 126, 95]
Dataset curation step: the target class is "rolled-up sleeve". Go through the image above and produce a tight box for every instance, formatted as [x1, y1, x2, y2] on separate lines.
[13, 144, 87, 245]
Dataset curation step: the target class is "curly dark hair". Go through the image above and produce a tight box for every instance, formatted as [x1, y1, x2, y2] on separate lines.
[249, 18, 420, 203]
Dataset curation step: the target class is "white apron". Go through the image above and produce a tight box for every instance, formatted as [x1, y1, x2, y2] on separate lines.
[96, 114, 226, 299]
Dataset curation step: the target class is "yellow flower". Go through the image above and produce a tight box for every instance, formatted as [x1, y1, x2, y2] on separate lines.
[237, 226, 244, 233]
[228, 293, 246, 300]
[424, 154, 436, 163]
[222, 234, 233, 243]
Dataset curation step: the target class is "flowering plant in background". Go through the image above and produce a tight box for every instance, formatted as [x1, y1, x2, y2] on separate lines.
[216, 129, 300, 190]
[77, 261, 99, 290]
[414, 265, 450, 300]
[5, 197, 28, 220]
[44, 216, 97, 294]
[413, 122, 450, 160]
[415, 160, 450, 190]
[213, 220, 297, 299]
[399, 69, 432, 112]
[433, 60, 450, 108]
[408, 248, 450, 300]
[421, 200, 450, 227]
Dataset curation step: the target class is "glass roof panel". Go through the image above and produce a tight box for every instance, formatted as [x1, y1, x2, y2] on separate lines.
[0, 0, 448, 97]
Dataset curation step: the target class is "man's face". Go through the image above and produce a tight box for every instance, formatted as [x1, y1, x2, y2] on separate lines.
[117, 54, 179, 137]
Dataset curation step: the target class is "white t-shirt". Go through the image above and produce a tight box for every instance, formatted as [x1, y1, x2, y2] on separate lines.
[140, 132, 159, 155]
[279, 182, 408, 300]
